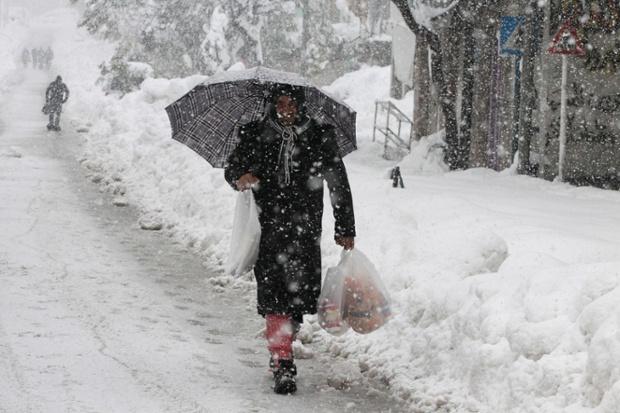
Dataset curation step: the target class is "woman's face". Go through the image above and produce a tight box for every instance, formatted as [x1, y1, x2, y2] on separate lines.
[275, 95, 298, 126]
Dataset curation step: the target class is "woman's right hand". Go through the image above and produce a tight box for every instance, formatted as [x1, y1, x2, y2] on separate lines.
[236, 173, 259, 191]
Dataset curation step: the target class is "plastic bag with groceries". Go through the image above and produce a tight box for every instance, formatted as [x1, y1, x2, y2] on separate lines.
[317, 249, 392, 335]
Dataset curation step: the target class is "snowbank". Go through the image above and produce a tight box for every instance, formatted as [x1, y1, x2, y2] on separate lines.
[398, 130, 449, 175]
[40, 9, 620, 412]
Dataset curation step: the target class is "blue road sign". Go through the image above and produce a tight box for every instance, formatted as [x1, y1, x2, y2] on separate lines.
[499, 16, 526, 57]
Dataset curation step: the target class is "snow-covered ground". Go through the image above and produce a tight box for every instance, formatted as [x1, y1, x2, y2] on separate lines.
[0, 58, 401, 413]
[3, 6, 620, 413]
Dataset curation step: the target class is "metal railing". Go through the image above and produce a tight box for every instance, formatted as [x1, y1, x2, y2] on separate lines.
[372, 100, 413, 159]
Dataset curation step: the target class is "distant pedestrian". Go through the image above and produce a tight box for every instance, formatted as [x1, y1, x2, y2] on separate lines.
[31, 48, 38, 70]
[21, 48, 30, 68]
[45, 47, 54, 70]
[44, 76, 70, 131]
[38, 48, 46, 70]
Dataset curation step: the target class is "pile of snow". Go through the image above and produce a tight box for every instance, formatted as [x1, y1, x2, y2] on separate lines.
[324, 65, 391, 142]
[398, 130, 448, 175]
[39, 10, 620, 412]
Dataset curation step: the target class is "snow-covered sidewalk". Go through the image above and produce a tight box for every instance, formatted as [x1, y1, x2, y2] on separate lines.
[0, 72, 402, 412]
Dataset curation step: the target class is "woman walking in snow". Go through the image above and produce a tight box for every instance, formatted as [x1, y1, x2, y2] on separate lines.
[224, 84, 355, 394]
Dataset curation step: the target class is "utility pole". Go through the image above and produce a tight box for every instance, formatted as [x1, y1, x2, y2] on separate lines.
[498, 16, 526, 168]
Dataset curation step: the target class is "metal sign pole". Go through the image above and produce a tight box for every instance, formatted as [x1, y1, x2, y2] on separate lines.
[548, 21, 586, 182]
[498, 16, 525, 168]
[558, 54, 568, 182]
[511, 56, 522, 159]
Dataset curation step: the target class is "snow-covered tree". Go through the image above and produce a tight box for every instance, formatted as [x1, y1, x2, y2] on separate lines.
[299, 0, 344, 75]
[70, 0, 378, 91]
[210, 0, 289, 70]
[148, 1, 215, 76]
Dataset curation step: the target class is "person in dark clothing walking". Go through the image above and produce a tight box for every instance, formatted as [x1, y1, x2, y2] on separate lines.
[44, 76, 70, 131]
[224, 84, 355, 394]
[31, 48, 38, 70]
[21, 48, 31, 68]
[38, 48, 46, 70]
[45, 47, 54, 70]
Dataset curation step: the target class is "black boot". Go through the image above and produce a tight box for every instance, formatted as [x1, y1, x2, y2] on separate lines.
[273, 359, 297, 394]
[269, 356, 297, 377]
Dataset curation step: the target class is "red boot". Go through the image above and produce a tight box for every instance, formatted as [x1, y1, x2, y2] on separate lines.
[266, 314, 297, 394]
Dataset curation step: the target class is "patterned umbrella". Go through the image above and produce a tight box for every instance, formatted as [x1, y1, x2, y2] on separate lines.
[165, 66, 357, 168]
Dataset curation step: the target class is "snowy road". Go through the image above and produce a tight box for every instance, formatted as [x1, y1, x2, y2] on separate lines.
[0, 73, 403, 412]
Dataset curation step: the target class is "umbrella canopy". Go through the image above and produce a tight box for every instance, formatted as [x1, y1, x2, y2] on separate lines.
[165, 66, 357, 168]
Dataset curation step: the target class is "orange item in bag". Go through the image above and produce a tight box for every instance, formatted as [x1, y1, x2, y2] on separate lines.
[343, 276, 391, 334]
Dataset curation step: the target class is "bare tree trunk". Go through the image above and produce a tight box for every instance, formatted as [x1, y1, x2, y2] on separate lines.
[413, 36, 434, 139]
[391, 0, 460, 169]
[459, 21, 475, 169]
[441, 13, 463, 169]
[518, 2, 544, 175]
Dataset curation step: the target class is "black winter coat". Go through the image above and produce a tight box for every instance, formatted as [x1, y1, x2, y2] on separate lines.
[225, 117, 355, 320]
[45, 80, 69, 113]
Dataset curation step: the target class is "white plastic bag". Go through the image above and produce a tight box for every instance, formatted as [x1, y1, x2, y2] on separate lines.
[226, 190, 261, 277]
[340, 249, 392, 334]
[318, 249, 392, 335]
[317, 265, 350, 335]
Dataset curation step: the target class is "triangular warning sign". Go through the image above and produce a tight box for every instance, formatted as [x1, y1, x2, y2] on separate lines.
[548, 21, 586, 56]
